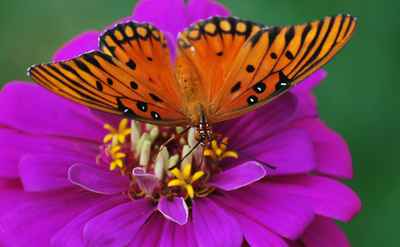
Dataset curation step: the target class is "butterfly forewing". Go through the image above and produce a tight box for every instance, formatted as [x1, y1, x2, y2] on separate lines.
[177, 16, 265, 104]
[212, 14, 357, 122]
[29, 22, 188, 125]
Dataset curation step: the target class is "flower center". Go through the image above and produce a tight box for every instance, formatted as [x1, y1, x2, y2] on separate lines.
[99, 119, 238, 201]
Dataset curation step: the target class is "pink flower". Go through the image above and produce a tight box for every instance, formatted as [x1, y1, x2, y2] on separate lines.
[0, 0, 360, 246]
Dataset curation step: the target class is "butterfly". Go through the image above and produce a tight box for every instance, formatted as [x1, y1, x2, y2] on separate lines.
[28, 14, 357, 145]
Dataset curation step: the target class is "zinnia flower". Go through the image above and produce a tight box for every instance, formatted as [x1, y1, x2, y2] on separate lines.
[0, 0, 361, 246]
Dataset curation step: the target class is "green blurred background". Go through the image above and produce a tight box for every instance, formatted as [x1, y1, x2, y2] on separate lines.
[0, 0, 397, 246]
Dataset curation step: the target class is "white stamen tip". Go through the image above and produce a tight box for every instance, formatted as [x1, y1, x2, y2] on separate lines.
[176, 127, 184, 134]
[154, 153, 165, 180]
[188, 127, 197, 148]
[139, 139, 151, 167]
[149, 126, 160, 141]
[168, 154, 179, 169]
[136, 133, 149, 156]
[181, 145, 192, 169]
[131, 120, 141, 150]
[146, 123, 154, 131]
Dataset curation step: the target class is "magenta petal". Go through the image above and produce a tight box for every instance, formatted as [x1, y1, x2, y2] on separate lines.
[218, 93, 298, 149]
[133, 0, 188, 38]
[51, 196, 126, 247]
[129, 214, 165, 247]
[0, 187, 100, 247]
[19, 154, 76, 191]
[132, 167, 160, 195]
[0, 127, 97, 178]
[68, 164, 129, 195]
[0, 82, 105, 142]
[158, 197, 189, 225]
[160, 219, 199, 247]
[302, 216, 350, 247]
[292, 118, 353, 178]
[83, 199, 155, 247]
[234, 215, 288, 247]
[53, 31, 99, 61]
[187, 0, 230, 24]
[291, 70, 327, 94]
[209, 161, 266, 191]
[192, 198, 242, 247]
[240, 128, 316, 175]
[215, 187, 314, 240]
[267, 176, 361, 221]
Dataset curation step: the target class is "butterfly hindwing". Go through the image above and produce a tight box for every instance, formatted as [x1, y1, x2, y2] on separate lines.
[29, 22, 188, 125]
[213, 14, 357, 121]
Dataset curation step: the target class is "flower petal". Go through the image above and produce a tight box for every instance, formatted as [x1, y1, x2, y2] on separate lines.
[214, 187, 315, 240]
[217, 93, 298, 150]
[159, 219, 199, 247]
[0, 127, 97, 178]
[158, 196, 189, 225]
[132, 0, 187, 38]
[19, 154, 76, 191]
[267, 176, 361, 221]
[301, 216, 351, 247]
[209, 161, 266, 190]
[291, 70, 327, 94]
[53, 31, 99, 61]
[186, 0, 230, 25]
[68, 163, 129, 195]
[0, 82, 105, 142]
[292, 118, 353, 179]
[132, 167, 160, 195]
[128, 213, 165, 247]
[51, 196, 127, 247]
[233, 215, 289, 247]
[192, 198, 242, 247]
[239, 128, 316, 175]
[0, 184, 100, 247]
[83, 199, 155, 247]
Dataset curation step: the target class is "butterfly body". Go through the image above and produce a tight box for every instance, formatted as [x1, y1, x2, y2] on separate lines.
[28, 14, 357, 145]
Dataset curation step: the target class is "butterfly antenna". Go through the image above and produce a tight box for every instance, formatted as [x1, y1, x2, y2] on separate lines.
[170, 141, 201, 170]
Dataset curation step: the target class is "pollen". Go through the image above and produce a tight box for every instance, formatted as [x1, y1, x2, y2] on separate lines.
[203, 137, 239, 161]
[103, 118, 131, 145]
[168, 163, 205, 199]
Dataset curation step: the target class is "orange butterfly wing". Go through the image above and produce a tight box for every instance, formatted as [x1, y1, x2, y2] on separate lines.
[177, 17, 264, 104]
[29, 22, 188, 125]
[213, 14, 357, 121]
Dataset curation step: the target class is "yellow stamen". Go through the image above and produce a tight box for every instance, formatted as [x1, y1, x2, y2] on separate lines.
[167, 163, 205, 199]
[103, 119, 131, 145]
[108, 144, 127, 171]
[203, 137, 239, 162]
